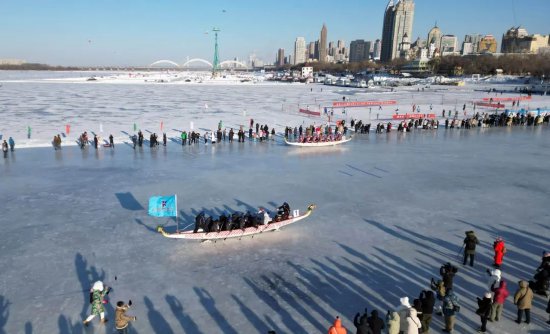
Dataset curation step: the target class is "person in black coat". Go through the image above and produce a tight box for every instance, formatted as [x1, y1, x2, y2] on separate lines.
[476, 292, 492, 333]
[353, 310, 373, 334]
[440, 262, 457, 290]
[419, 290, 435, 333]
[367, 310, 384, 334]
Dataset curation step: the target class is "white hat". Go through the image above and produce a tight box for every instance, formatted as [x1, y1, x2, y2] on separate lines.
[493, 269, 501, 279]
[400, 297, 411, 308]
[92, 281, 104, 291]
[484, 292, 492, 299]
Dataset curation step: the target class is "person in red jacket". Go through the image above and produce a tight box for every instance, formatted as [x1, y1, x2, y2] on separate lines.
[493, 237, 506, 268]
[490, 280, 509, 321]
[328, 316, 347, 334]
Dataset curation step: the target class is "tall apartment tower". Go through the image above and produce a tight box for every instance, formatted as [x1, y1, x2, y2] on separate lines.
[308, 42, 316, 60]
[277, 48, 285, 67]
[319, 24, 328, 62]
[373, 39, 382, 59]
[380, 0, 415, 62]
[294, 37, 306, 65]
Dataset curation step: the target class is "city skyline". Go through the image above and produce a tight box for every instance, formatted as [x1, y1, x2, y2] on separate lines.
[0, 0, 548, 66]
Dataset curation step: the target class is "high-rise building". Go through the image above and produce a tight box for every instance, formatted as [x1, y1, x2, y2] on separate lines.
[463, 34, 482, 54]
[501, 27, 549, 54]
[478, 35, 498, 53]
[277, 48, 285, 67]
[373, 39, 382, 59]
[349, 40, 368, 63]
[427, 23, 442, 57]
[365, 41, 373, 59]
[440, 35, 458, 56]
[319, 24, 328, 62]
[294, 37, 306, 65]
[381, 0, 415, 62]
[308, 42, 316, 60]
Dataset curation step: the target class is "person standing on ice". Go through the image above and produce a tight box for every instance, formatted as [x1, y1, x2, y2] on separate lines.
[367, 310, 384, 334]
[386, 311, 400, 334]
[131, 134, 137, 149]
[328, 316, 347, 334]
[162, 133, 167, 146]
[115, 301, 137, 334]
[419, 290, 435, 333]
[109, 134, 115, 148]
[463, 231, 479, 267]
[513, 280, 533, 324]
[442, 288, 459, 333]
[493, 237, 506, 268]
[180, 131, 186, 146]
[83, 280, 110, 327]
[2, 140, 8, 158]
[486, 268, 501, 291]
[475, 292, 492, 333]
[8, 137, 14, 152]
[406, 308, 422, 334]
[352, 310, 372, 334]
[397, 297, 412, 333]
[93, 135, 99, 149]
[490, 280, 509, 322]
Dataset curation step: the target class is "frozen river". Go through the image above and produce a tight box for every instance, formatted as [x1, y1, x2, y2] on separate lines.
[1, 72, 549, 333]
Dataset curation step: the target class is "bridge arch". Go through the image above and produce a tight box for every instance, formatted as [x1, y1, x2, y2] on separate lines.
[149, 60, 180, 67]
[181, 58, 213, 68]
[219, 60, 248, 69]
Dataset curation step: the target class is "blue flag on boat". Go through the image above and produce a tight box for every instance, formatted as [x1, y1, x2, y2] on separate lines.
[148, 195, 177, 217]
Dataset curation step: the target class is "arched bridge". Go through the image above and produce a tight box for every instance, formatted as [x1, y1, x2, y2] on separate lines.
[149, 60, 180, 67]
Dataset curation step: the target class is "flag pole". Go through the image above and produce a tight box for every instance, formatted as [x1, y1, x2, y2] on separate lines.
[175, 194, 179, 233]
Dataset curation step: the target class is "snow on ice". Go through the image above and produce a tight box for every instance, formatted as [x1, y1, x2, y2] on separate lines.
[0, 71, 549, 333]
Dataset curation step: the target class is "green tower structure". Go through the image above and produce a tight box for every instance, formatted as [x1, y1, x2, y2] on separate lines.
[212, 28, 220, 75]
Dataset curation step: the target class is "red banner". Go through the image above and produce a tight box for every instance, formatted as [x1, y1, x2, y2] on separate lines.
[299, 108, 321, 117]
[392, 113, 436, 120]
[475, 102, 505, 108]
[481, 96, 531, 102]
[332, 100, 397, 108]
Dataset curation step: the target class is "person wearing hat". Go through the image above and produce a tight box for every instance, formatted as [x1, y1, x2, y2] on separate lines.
[475, 292, 493, 333]
[83, 280, 111, 326]
[328, 316, 347, 334]
[486, 269, 501, 291]
[442, 288, 459, 333]
[463, 231, 479, 267]
[493, 237, 506, 268]
[513, 280, 533, 324]
[397, 297, 412, 334]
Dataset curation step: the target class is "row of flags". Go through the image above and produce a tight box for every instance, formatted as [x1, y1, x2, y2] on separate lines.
[63, 122, 198, 135]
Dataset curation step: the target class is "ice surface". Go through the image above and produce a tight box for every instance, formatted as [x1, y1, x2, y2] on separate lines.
[0, 71, 549, 334]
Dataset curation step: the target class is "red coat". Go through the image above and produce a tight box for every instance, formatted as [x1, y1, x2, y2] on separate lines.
[493, 240, 505, 265]
[493, 280, 509, 304]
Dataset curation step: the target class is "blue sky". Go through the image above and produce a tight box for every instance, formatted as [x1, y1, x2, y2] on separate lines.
[0, 0, 548, 66]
